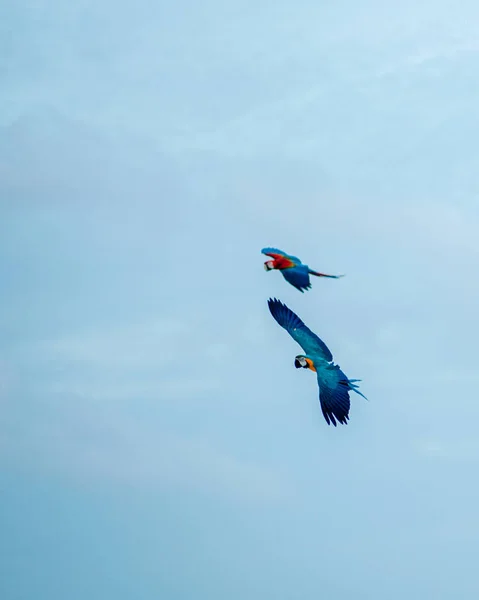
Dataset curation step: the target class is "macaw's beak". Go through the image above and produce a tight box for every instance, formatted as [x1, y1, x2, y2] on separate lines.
[294, 358, 303, 368]
[264, 262, 273, 271]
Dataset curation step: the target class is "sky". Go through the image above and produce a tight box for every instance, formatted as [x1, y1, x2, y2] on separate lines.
[2, 1, 479, 598]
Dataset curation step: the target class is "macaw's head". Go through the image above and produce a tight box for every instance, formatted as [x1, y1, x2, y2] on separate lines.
[294, 355, 316, 372]
[264, 260, 275, 271]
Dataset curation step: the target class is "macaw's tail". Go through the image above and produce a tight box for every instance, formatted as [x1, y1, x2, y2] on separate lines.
[347, 379, 368, 401]
[308, 268, 345, 279]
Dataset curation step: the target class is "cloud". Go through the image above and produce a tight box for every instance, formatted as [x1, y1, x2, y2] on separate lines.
[375, 37, 479, 78]
[12, 313, 237, 407]
[35, 318, 190, 368]
[1, 309, 289, 503]
[1, 392, 289, 503]
[416, 437, 479, 462]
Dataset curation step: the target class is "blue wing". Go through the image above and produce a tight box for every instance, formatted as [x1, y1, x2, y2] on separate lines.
[317, 364, 367, 426]
[281, 266, 312, 292]
[267, 298, 333, 362]
[261, 247, 302, 263]
[317, 365, 351, 426]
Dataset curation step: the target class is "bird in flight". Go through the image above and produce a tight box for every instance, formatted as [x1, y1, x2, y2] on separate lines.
[267, 298, 366, 426]
[261, 247, 344, 292]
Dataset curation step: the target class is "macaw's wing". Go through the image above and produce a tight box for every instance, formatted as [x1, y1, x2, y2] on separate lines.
[317, 365, 351, 426]
[281, 266, 312, 292]
[267, 298, 333, 362]
[261, 247, 302, 263]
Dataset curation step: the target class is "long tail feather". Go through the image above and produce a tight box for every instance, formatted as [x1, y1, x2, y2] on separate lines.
[348, 379, 368, 401]
[308, 269, 345, 279]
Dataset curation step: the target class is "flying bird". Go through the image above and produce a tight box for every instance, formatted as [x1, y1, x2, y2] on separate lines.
[261, 247, 343, 292]
[267, 298, 366, 426]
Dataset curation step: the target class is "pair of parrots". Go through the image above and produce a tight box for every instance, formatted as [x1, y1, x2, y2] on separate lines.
[262, 248, 366, 426]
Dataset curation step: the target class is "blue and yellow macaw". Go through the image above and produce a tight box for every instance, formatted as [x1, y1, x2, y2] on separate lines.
[262, 247, 344, 292]
[268, 298, 366, 426]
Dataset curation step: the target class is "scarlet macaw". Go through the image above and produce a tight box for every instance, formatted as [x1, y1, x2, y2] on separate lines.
[268, 298, 366, 426]
[262, 247, 343, 292]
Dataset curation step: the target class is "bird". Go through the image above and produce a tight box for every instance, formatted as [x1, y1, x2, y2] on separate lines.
[261, 247, 343, 292]
[267, 298, 366, 426]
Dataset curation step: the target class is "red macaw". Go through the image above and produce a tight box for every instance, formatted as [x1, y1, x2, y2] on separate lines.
[262, 247, 344, 292]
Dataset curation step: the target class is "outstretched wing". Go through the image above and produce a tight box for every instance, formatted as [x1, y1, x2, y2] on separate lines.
[281, 266, 312, 292]
[261, 247, 302, 264]
[267, 298, 333, 362]
[316, 365, 367, 426]
[317, 365, 351, 426]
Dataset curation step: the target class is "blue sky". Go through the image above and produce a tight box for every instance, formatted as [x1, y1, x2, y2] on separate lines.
[2, 1, 479, 598]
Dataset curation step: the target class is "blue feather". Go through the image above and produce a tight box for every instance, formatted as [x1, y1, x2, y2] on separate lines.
[317, 367, 366, 426]
[267, 298, 333, 363]
[262, 247, 343, 292]
[318, 374, 351, 426]
[281, 265, 312, 292]
[267, 298, 366, 426]
[261, 247, 302, 263]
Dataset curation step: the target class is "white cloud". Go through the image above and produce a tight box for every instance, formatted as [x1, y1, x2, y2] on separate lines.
[1, 305, 294, 503]
[13, 314, 237, 408]
[375, 37, 479, 78]
[2, 396, 289, 503]
[35, 318, 190, 368]
[416, 437, 479, 462]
